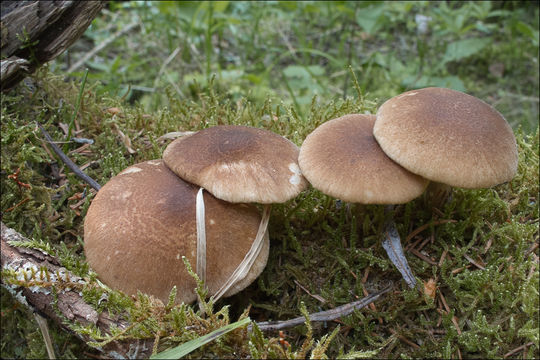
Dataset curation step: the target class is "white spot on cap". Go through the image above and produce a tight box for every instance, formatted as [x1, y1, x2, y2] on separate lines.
[288, 163, 302, 185]
[147, 160, 161, 165]
[119, 167, 142, 175]
[209, 219, 215, 225]
[364, 190, 374, 200]
[399, 91, 418, 98]
[176, 254, 180, 260]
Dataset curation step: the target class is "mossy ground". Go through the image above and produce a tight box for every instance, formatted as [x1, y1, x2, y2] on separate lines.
[1, 68, 538, 358]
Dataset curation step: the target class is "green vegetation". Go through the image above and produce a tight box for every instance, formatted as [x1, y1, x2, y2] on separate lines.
[1, 1, 538, 358]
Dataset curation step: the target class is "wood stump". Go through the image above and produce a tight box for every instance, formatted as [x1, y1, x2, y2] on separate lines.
[1, 1, 105, 92]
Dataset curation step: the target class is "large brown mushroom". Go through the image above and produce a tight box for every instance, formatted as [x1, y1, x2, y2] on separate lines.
[373, 87, 518, 207]
[298, 114, 429, 288]
[84, 160, 269, 304]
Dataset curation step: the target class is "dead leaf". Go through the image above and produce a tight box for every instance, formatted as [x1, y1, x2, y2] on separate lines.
[58, 123, 69, 136]
[113, 124, 136, 154]
[157, 131, 196, 142]
[423, 278, 437, 299]
[106, 107, 123, 117]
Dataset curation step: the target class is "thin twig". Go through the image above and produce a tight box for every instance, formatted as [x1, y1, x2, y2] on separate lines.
[409, 248, 438, 266]
[252, 283, 392, 331]
[504, 342, 535, 358]
[389, 328, 420, 349]
[463, 253, 485, 270]
[37, 123, 101, 191]
[404, 219, 456, 244]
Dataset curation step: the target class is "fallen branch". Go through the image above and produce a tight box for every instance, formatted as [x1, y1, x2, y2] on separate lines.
[1, 222, 154, 359]
[253, 284, 392, 331]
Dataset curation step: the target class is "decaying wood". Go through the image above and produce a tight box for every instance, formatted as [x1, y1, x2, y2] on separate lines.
[0, 1, 105, 92]
[1, 222, 154, 359]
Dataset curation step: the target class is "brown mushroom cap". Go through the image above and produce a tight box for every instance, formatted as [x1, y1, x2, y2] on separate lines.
[373, 87, 518, 188]
[298, 114, 428, 204]
[162, 125, 308, 204]
[84, 160, 269, 304]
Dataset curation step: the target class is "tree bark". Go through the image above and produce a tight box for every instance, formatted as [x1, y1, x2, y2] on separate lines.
[0, 1, 105, 92]
[1, 222, 154, 359]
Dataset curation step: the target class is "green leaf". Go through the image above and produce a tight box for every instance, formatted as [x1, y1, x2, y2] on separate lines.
[150, 317, 251, 359]
[356, 4, 385, 35]
[515, 21, 539, 46]
[442, 37, 490, 64]
[402, 75, 466, 92]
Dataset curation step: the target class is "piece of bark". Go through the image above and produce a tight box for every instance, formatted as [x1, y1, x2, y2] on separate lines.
[1, 222, 154, 359]
[0, 1, 105, 92]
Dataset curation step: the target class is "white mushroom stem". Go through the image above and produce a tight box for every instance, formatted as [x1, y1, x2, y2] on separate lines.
[381, 205, 417, 289]
[195, 187, 271, 303]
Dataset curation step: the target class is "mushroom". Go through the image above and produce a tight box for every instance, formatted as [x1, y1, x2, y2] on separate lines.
[298, 114, 428, 288]
[373, 87, 518, 208]
[162, 125, 308, 299]
[162, 125, 308, 204]
[84, 160, 269, 304]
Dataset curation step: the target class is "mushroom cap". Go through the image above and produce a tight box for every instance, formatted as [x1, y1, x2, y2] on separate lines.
[84, 160, 269, 304]
[298, 114, 428, 204]
[373, 87, 518, 188]
[162, 125, 308, 204]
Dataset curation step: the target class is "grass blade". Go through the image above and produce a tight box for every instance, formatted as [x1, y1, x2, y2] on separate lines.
[150, 317, 251, 359]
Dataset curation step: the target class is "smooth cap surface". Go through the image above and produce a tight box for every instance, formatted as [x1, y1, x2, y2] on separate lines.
[298, 114, 428, 204]
[163, 125, 307, 203]
[374, 87, 518, 188]
[84, 160, 269, 304]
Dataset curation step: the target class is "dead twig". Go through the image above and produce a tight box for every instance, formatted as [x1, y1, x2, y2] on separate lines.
[388, 328, 420, 350]
[252, 284, 393, 331]
[504, 342, 535, 358]
[463, 253, 486, 270]
[409, 248, 438, 266]
[37, 123, 101, 191]
[404, 219, 456, 244]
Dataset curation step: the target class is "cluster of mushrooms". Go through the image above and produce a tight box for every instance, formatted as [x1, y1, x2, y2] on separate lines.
[84, 87, 518, 305]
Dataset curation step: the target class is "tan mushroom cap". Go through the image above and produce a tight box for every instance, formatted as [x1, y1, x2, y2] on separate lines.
[84, 160, 269, 304]
[298, 114, 428, 204]
[162, 125, 308, 204]
[373, 87, 518, 188]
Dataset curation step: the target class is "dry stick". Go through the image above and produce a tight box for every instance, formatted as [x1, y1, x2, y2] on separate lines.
[504, 341, 534, 358]
[252, 284, 393, 332]
[37, 123, 101, 191]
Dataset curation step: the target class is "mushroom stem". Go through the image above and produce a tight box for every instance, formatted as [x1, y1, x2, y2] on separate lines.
[424, 182, 453, 211]
[381, 206, 417, 289]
